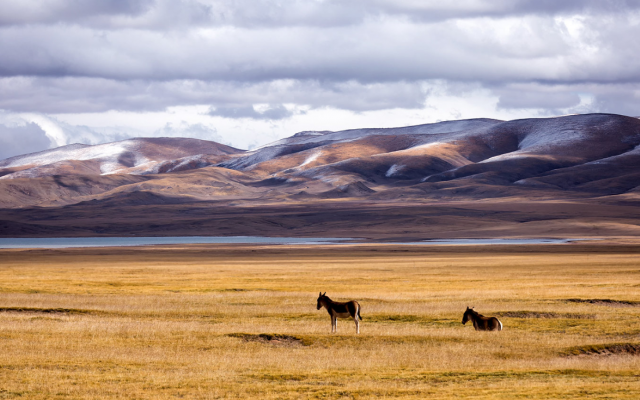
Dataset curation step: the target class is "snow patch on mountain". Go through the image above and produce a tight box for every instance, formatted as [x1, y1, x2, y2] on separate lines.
[0, 144, 90, 168]
[0, 141, 149, 173]
[0, 137, 240, 178]
[385, 164, 405, 177]
[480, 153, 529, 163]
[291, 119, 501, 146]
[292, 131, 331, 137]
[299, 151, 321, 168]
[253, 119, 502, 151]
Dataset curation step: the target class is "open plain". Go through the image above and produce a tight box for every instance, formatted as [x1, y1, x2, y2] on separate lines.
[1, 242, 639, 399]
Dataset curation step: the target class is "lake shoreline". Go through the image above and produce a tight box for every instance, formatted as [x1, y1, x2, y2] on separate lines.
[0, 236, 607, 249]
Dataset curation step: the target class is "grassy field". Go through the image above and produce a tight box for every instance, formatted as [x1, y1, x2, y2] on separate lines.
[1, 243, 639, 399]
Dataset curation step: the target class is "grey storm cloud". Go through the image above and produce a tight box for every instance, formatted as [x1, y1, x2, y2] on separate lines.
[2, 1, 639, 28]
[1, 0, 640, 116]
[0, 78, 427, 113]
[3, 15, 637, 83]
[154, 122, 223, 143]
[0, 122, 53, 161]
[495, 86, 582, 110]
[589, 85, 640, 117]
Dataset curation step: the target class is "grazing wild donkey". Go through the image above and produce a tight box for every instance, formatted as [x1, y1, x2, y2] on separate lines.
[462, 307, 503, 331]
[316, 292, 362, 334]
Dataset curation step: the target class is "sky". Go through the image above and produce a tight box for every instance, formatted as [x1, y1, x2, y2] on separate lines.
[1, 0, 640, 160]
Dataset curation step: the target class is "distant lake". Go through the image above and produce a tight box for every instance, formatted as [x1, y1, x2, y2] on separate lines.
[408, 238, 583, 245]
[0, 236, 585, 249]
[0, 236, 354, 249]
[396, 238, 593, 245]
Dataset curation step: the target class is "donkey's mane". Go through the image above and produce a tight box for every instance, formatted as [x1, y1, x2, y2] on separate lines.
[468, 309, 485, 318]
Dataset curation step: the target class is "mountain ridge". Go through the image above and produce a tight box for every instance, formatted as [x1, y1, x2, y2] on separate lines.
[1, 113, 639, 239]
[0, 137, 242, 179]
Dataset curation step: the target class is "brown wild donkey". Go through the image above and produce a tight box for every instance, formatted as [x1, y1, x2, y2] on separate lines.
[462, 307, 502, 331]
[316, 292, 362, 334]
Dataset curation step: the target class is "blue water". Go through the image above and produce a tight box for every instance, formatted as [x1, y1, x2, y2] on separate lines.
[0, 237, 587, 249]
[402, 238, 584, 245]
[0, 236, 354, 249]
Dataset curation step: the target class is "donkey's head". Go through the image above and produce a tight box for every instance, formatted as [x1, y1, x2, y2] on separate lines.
[462, 307, 474, 325]
[316, 292, 327, 310]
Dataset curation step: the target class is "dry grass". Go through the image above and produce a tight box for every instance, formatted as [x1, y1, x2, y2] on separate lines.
[1, 244, 640, 399]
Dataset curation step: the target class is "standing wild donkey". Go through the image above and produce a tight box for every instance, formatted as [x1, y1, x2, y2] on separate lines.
[462, 307, 503, 331]
[316, 292, 362, 334]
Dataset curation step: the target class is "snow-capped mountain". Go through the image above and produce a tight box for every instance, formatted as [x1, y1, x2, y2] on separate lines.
[219, 113, 640, 191]
[0, 137, 241, 179]
[0, 113, 639, 210]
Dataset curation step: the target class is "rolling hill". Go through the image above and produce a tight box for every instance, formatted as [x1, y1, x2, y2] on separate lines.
[1, 113, 639, 239]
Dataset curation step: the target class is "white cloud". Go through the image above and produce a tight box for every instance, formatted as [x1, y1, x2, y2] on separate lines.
[19, 113, 68, 146]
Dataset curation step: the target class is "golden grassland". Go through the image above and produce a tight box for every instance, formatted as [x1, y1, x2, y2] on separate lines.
[1, 243, 640, 399]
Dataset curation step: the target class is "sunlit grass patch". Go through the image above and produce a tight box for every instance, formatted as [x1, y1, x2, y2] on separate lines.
[502, 317, 607, 335]
[365, 314, 461, 329]
[1, 245, 639, 398]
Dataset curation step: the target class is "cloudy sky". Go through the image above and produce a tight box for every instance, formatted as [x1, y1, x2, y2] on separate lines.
[1, 0, 640, 159]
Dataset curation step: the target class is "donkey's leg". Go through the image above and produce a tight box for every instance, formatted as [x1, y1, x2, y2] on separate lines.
[331, 316, 336, 333]
[354, 316, 360, 334]
[491, 318, 502, 331]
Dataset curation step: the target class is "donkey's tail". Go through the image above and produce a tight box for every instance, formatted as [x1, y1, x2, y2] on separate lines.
[357, 304, 363, 320]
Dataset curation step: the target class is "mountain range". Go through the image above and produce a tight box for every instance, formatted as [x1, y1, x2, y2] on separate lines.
[1, 113, 640, 239]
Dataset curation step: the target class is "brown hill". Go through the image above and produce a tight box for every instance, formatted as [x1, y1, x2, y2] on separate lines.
[1, 114, 640, 239]
[0, 137, 241, 179]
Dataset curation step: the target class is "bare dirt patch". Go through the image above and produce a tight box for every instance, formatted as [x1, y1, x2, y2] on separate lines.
[565, 343, 640, 356]
[227, 333, 307, 347]
[565, 299, 640, 307]
[0, 307, 92, 314]
[497, 311, 596, 319]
